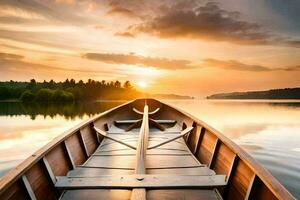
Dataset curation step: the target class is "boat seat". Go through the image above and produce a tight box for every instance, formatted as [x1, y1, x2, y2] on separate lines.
[56, 174, 226, 189]
[67, 166, 215, 178]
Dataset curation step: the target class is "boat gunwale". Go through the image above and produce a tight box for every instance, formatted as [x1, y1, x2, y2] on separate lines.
[0, 100, 135, 194]
[161, 99, 294, 200]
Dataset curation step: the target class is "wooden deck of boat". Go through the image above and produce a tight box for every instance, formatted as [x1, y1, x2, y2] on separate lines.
[59, 124, 223, 199]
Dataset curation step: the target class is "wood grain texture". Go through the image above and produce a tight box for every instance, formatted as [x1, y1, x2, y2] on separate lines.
[46, 144, 71, 176]
[147, 189, 222, 200]
[25, 162, 57, 200]
[55, 175, 226, 189]
[80, 125, 98, 156]
[196, 130, 217, 165]
[0, 179, 29, 200]
[212, 143, 236, 176]
[60, 189, 131, 200]
[65, 134, 86, 166]
[22, 175, 36, 200]
[226, 160, 254, 200]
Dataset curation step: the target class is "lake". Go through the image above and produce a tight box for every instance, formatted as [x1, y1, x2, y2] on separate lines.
[0, 100, 299, 198]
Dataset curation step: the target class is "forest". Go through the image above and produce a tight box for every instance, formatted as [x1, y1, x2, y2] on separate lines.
[207, 87, 300, 99]
[0, 79, 141, 103]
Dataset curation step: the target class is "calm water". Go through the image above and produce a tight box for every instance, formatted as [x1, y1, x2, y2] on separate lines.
[0, 100, 299, 198]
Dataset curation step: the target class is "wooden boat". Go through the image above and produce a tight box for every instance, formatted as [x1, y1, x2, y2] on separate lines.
[0, 99, 295, 200]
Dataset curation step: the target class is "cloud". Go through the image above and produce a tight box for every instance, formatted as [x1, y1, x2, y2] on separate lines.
[114, 31, 135, 38]
[82, 52, 194, 70]
[127, 2, 300, 47]
[284, 65, 300, 71]
[0, 0, 93, 25]
[0, 52, 24, 60]
[0, 51, 118, 75]
[202, 58, 300, 72]
[106, 6, 139, 18]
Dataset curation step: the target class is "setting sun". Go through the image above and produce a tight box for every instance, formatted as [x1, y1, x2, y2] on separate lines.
[137, 81, 148, 89]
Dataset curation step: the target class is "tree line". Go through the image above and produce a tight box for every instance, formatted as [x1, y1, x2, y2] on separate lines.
[206, 87, 300, 99]
[0, 79, 141, 103]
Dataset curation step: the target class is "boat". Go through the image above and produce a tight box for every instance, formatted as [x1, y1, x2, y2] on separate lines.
[0, 98, 295, 200]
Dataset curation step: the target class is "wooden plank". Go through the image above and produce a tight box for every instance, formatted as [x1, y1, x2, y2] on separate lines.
[223, 155, 240, 198]
[94, 127, 137, 150]
[214, 188, 223, 200]
[193, 126, 202, 154]
[67, 167, 214, 177]
[79, 131, 89, 157]
[25, 161, 58, 199]
[208, 138, 220, 169]
[96, 147, 189, 154]
[149, 118, 166, 131]
[65, 134, 86, 166]
[78, 166, 135, 170]
[125, 119, 142, 131]
[84, 155, 136, 169]
[244, 174, 256, 200]
[212, 143, 236, 177]
[116, 120, 176, 124]
[55, 175, 227, 189]
[147, 189, 222, 200]
[226, 155, 239, 183]
[131, 105, 149, 200]
[67, 168, 134, 177]
[147, 167, 215, 176]
[133, 107, 160, 115]
[21, 175, 36, 200]
[63, 141, 75, 169]
[131, 188, 146, 200]
[147, 127, 193, 149]
[97, 139, 188, 151]
[194, 127, 205, 155]
[42, 157, 56, 185]
[94, 153, 191, 156]
[59, 189, 131, 200]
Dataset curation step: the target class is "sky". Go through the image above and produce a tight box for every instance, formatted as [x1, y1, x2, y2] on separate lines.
[0, 0, 300, 97]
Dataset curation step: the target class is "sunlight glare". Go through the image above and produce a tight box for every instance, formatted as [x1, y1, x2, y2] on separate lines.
[137, 81, 148, 89]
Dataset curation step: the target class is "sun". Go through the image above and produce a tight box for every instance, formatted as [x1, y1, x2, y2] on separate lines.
[137, 81, 148, 89]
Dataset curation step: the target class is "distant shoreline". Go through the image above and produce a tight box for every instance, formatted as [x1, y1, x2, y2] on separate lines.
[207, 87, 300, 99]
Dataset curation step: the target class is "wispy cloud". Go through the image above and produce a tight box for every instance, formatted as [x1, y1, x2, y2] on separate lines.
[0, 52, 24, 60]
[0, 51, 121, 76]
[106, 6, 139, 18]
[82, 52, 194, 70]
[114, 31, 135, 38]
[203, 58, 300, 72]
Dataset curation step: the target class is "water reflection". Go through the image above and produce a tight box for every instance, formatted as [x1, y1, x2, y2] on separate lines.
[0, 101, 124, 120]
[0, 101, 125, 177]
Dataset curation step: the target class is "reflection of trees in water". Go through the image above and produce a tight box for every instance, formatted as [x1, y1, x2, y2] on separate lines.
[268, 102, 300, 108]
[0, 101, 124, 120]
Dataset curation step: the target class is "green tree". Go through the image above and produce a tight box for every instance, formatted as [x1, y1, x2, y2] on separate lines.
[35, 89, 53, 102]
[20, 91, 35, 102]
[26, 79, 36, 89]
[0, 87, 10, 100]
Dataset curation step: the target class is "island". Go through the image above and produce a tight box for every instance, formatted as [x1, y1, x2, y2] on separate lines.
[207, 87, 300, 99]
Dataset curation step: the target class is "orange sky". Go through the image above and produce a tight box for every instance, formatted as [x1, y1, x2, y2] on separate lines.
[0, 0, 300, 97]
